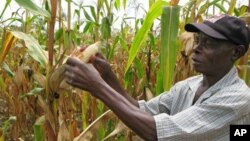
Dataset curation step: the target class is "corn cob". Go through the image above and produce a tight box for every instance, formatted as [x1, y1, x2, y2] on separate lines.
[69, 41, 101, 63]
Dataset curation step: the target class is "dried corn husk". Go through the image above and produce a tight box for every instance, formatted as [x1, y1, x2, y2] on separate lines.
[49, 41, 102, 93]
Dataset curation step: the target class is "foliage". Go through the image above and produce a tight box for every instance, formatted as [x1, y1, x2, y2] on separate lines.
[0, 0, 249, 140]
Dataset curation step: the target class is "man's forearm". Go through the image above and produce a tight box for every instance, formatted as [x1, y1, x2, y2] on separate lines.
[94, 82, 157, 140]
[104, 72, 139, 107]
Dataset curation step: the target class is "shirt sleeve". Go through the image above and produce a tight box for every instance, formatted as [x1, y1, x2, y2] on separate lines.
[138, 81, 185, 115]
[138, 89, 177, 115]
[153, 90, 250, 141]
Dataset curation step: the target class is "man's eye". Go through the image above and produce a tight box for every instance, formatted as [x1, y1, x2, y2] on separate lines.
[204, 40, 214, 46]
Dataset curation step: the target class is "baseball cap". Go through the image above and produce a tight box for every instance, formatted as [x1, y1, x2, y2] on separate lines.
[185, 14, 250, 49]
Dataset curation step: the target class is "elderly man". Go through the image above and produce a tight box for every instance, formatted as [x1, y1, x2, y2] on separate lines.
[65, 15, 250, 140]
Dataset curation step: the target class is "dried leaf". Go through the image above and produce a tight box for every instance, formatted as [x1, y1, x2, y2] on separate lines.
[13, 66, 25, 88]
[37, 95, 57, 136]
[33, 73, 46, 88]
[73, 110, 116, 141]
[11, 31, 48, 68]
[170, 0, 180, 6]
[102, 121, 126, 141]
[145, 87, 154, 101]
[49, 65, 66, 92]
[174, 31, 196, 82]
[0, 31, 17, 64]
[57, 121, 71, 141]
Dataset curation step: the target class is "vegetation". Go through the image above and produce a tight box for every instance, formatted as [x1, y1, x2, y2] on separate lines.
[0, 0, 249, 140]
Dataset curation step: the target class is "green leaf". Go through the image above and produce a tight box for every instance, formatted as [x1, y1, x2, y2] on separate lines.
[100, 17, 111, 39]
[21, 87, 44, 99]
[90, 6, 97, 22]
[0, 0, 12, 19]
[124, 68, 133, 89]
[83, 9, 94, 22]
[83, 22, 93, 33]
[2, 62, 14, 77]
[213, 3, 227, 13]
[15, 0, 50, 18]
[1, 116, 16, 136]
[238, 5, 248, 16]
[107, 36, 119, 60]
[33, 115, 45, 141]
[55, 28, 63, 41]
[157, 6, 180, 93]
[125, 0, 169, 73]
[123, 0, 127, 10]
[134, 58, 145, 78]
[11, 31, 48, 68]
[119, 38, 129, 53]
[156, 69, 163, 95]
[74, 9, 80, 17]
[227, 0, 236, 15]
[197, 1, 209, 15]
[0, 75, 6, 92]
[114, 0, 121, 10]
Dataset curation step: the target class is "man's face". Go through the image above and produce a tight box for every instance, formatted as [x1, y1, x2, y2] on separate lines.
[192, 33, 235, 75]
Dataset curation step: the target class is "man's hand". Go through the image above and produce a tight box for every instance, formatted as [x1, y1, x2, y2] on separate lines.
[89, 53, 113, 80]
[88, 53, 128, 96]
[64, 57, 105, 96]
[64, 57, 156, 141]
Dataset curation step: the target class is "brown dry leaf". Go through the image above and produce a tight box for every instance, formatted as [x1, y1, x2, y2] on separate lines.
[33, 73, 46, 88]
[57, 111, 71, 141]
[73, 110, 116, 141]
[170, 0, 180, 6]
[129, 135, 144, 141]
[71, 120, 80, 138]
[145, 87, 154, 101]
[174, 32, 196, 82]
[179, 32, 194, 56]
[0, 31, 17, 64]
[240, 12, 250, 25]
[102, 121, 127, 141]
[49, 65, 67, 92]
[0, 128, 2, 136]
[37, 95, 57, 136]
[13, 66, 25, 88]
[137, 87, 154, 101]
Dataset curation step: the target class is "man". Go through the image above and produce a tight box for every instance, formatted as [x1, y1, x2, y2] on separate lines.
[64, 15, 250, 140]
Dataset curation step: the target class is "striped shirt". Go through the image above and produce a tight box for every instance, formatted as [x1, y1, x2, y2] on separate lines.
[139, 67, 250, 141]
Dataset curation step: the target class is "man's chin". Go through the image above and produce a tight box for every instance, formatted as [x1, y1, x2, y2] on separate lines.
[193, 67, 203, 74]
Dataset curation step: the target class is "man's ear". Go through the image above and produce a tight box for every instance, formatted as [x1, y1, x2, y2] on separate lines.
[231, 45, 245, 61]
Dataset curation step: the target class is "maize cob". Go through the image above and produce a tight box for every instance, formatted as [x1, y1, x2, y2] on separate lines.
[69, 41, 101, 63]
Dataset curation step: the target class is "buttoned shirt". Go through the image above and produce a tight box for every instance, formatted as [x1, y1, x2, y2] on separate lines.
[139, 67, 250, 141]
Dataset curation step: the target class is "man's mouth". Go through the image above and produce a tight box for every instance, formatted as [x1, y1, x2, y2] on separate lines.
[192, 57, 202, 64]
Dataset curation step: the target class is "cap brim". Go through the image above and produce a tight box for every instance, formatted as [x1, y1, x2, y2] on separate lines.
[185, 23, 228, 40]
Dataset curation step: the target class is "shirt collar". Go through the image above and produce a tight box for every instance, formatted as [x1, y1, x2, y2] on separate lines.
[206, 66, 238, 93]
[188, 66, 238, 94]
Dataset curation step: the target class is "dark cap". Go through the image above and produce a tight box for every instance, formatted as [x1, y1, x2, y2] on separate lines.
[185, 14, 250, 49]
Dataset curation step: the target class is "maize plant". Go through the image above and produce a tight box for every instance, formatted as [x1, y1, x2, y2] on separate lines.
[0, 0, 249, 140]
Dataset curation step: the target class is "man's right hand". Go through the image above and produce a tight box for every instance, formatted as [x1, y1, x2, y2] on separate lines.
[89, 53, 128, 96]
[89, 53, 113, 80]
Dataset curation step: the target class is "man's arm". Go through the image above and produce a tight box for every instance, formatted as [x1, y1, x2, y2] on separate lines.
[65, 57, 157, 140]
[90, 54, 139, 107]
[95, 80, 157, 140]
